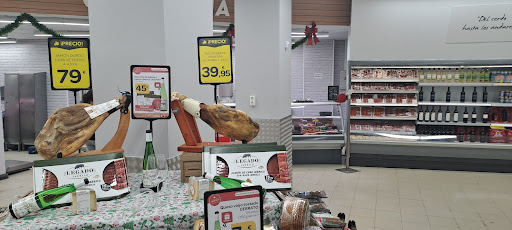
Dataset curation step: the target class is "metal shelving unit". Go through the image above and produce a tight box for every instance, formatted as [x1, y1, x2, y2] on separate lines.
[351, 79, 418, 83]
[418, 101, 492, 106]
[351, 116, 417, 120]
[351, 103, 417, 107]
[418, 83, 493, 87]
[349, 90, 418, 94]
[417, 121, 490, 126]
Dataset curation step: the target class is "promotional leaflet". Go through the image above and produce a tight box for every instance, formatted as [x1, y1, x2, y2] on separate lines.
[204, 186, 263, 230]
[48, 38, 91, 90]
[197, 36, 233, 85]
[130, 65, 171, 119]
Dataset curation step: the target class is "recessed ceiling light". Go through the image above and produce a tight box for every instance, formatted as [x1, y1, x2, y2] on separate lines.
[0, 37, 7, 39]
[34, 32, 90, 37]
[291, 34, 329, 38]
[0, 39, 16, 44]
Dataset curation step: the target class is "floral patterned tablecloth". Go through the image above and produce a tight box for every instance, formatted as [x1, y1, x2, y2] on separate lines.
[0, 171, 282, 230]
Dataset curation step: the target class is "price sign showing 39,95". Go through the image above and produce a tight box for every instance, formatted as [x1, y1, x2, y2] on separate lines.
[130, 65, 171, 120]
[48, 38, 91, 90]
[197, 36, 233, 85]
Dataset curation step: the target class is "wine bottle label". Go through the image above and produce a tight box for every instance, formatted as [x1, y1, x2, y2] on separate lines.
[427, 74, 432, 80]
[160, 99, 168, 111]
[454, 113, 459, 121]
[425, 113, 430, 120]
[146, 133, 152, 142]
[438, 113, 443, 121]
[181, 98, 202, 118]
[472, 114, 477, 118]
[464, 114, 469, 118]
[10, 196, 40, 218]
[419, 75, 424, 81]
[142, 169, 159, 188]
[483, 114, 489, 119]
[446, 113, 450, 121]
[419, 112, 424, 121]
[447, 74, 452, 80]
[84, 99, 121, 119]
[431, 113, 436, 121]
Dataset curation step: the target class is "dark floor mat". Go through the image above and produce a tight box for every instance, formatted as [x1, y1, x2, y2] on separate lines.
[6, 160, 32, 174]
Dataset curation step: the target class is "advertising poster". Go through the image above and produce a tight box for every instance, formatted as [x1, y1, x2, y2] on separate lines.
[205, 186, 263, 230]
[197, 36, 233, 85]
[48, 38, 91, 90]
[130, 65, 171, 119]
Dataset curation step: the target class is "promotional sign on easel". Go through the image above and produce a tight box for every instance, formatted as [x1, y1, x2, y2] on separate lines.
[204, 186, 263, 230]
[130, 65, 171, 121]
[48, 37, 92, 103]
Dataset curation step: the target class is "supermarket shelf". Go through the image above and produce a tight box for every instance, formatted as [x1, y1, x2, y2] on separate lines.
[351, 116, 417, 120]
[351, 130, 416, 135]
[349, 90, 418, 94]
[293, 116, 341, 119]
[418, 101, 492, 106]
[493, 83, 512, 86]
[351, 79, 419, 83]
[291, 102, 341, 106]
[491, 123, 512, 127]
[491, 103, 512, 107]
[351, 103, 417, 107]
[351, 139, 512, 150]
[418, 83, 493, 87]
[417, 121, 490, 127]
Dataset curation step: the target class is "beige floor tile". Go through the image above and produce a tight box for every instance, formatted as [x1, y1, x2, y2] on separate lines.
[375, 210, 401, 222]
[428, 216, 458, 228]
[351, 207, 376, 218]
[376, 197, 400, 212]
[425, 206, 453, 218]
[402, 221, 430, 230]
[402, 213, 429, 224]
[375, 218, 402, 230]
[352, 199, 376, 209]
[328, 205, 351, 217]
[479, 213, 512, 229]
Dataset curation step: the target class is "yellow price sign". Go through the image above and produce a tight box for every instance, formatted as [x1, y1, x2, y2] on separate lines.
[197, 36, 233, 84]
[135, 83, 150, 94]
[48, 38, 91, 90]
[490, 125, 506, 129]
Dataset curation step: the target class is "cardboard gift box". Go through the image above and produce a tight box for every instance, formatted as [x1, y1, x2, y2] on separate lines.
[33, 152, 130, 206]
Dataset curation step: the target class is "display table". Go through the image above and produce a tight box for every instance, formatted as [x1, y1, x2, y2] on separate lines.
[0, 171, 282, 229]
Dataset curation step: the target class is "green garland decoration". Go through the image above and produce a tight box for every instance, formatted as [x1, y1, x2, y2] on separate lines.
[0, 13, 63, 37]
[292, 35, 310, 50]
[223, 23, 234, 36]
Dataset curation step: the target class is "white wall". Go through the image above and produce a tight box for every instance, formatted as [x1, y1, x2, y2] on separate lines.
[350, 0, 512, 61]
[88, 0, 169, 157]
[163, 0, 214, 157]
[0, 40, 72, 117]
[235, 0, 291, 119]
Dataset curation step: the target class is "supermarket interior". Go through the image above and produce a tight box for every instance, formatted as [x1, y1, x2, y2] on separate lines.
[1, 0, 512, 229]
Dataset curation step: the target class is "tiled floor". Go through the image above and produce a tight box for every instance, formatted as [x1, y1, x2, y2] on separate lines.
[292, 164, 512, 230]
[2, 161, 512, 229]
[0, 151, 42, 208]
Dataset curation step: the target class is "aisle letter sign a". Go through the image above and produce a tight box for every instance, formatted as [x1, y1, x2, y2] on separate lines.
[48, 38, 91, 90]
[197, 36, 233, 85]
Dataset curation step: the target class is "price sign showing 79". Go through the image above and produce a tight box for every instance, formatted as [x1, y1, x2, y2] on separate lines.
[58, 69, 82, 83]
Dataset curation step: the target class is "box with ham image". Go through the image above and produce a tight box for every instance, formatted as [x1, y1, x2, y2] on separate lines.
[33, 152, 130, 206]
[203, 143, 291, 190]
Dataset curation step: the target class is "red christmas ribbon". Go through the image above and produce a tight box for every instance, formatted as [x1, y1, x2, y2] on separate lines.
[227, 25, 235, 38]
[304, 22, 319, 46]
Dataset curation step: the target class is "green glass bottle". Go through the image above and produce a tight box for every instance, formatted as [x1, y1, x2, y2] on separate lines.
[472, 69, 478, 83]
[214, 211, 222, 230]
[160, 78, 168, 111]
[204, 173, 246, 189]
[143, 129, 158, 188]
[459, 69, 465, 83]
[9, 179, 89, 218]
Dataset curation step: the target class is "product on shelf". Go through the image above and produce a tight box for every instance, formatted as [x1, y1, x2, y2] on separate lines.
[419, 87, 424, 101]
[491, 70, 512, 83]
[460, 87, 466, 102]
[488, 107, 512, 123]
[351, 107, 416, 118]
[499, 90, 512, 103]
[293, 99, 314, 103]
[350, 120, 415, 133]
[446, 87, 451, 102]
[351, 82, 416, 91]
[351, 69, 418, 80]
[292, 118, 341, 135]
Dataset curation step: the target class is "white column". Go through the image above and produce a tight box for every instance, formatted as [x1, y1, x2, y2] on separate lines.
[235, 0, 291, 119]
[88, 0, 169, 157]
[163, 1, 214, 157]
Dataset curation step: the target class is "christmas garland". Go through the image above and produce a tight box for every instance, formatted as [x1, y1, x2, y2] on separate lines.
[292, 21, 319, 50]
[292, 36, 309, 50]
[0, 13, 63, 37]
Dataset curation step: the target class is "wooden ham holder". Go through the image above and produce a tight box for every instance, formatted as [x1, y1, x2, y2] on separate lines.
[171, 100, 238, 182]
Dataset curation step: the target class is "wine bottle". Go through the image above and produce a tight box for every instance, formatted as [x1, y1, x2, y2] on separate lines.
[480, 131, 487, 143]
[502, 109, 508, 122]
[437, 106, 443, 122]
[419, 87, 424, 102]
[419, 69, 425, 82]
[480, 69, 485, 82]
[9, 179, 89, 218]
[418, 106, 424, 121]
[143, 129, 159, 190]
[436, 68, 442, 82]
[446, 87, 451, 102]
[430, 106, 436, 122]
[458, 130, 465, 142]
[453, 107, 459, 122]
[472, 87, 477, 103]
[483, 107, 489, 123]
[447, 68, 453, 82]
[460, 87, 466, 102]
[445, 106, 451, 122]
[482, 87, 488, 102]
[441, 68, 447, 82]
[430, 87, 435, 102]
[485, 68, 491, 82]
[472, 69, 478, 83]
[463, 107, 469, 123]
[471, 107, 477, 123]
[454, 68, 460, 82]
[425, 106, 430, 121]
[203, 173, 247, 189]
[470, 130, 476, 142]
[160, 78, 168, 111]
[426, 68, 432, 82]
[459, 69, 465, 83]
[214, 211, 222, 230]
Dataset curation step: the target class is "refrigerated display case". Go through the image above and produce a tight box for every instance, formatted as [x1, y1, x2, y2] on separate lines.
[346, 60, 512, 172]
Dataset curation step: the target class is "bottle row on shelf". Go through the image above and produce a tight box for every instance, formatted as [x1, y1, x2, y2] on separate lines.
[351, 82, 416, 92]
[351, 120, 416, 133]
[419, 87, 488, 103]
[417, 125, 512, 144]
[418, 68, 493, 83]
[351, 107, 416, 119]
[351, 69, 418, 80]
[351, 94, 417, 104]
[418, 106, 486, 123]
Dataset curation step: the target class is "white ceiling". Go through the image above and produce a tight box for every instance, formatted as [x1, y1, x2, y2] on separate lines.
[0, 13, 349, 41]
